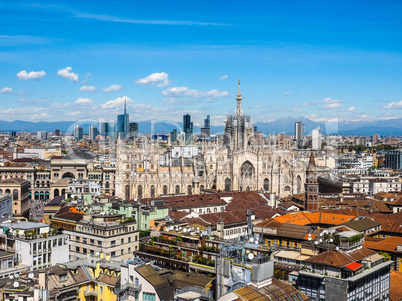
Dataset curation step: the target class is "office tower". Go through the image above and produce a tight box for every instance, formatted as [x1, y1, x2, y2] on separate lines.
[55, 129, 60, 136]
[183, 114, 193, 143]
[170, 129, 178, 142]
[295, 121, 305, 148]
[253, 126, 258, 133]
[100, 122, 115, 139]
[385, 150, 402, 170]
[201, 115, 211, 140]
[74, 125, 83, 141]
[10, 131, 16, 138]
[37, 131, 47, 140]
[129, 122, 138, 139]
[312, 128, 322, 150]
[89, 125, 98, 141]
[117, 99, 129, 139]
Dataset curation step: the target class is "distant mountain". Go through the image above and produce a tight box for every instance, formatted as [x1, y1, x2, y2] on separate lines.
[0, 117, 401, 136]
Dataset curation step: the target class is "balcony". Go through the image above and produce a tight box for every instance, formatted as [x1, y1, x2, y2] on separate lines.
[84, 289, 98, 296]
[115, 283, 142, 296]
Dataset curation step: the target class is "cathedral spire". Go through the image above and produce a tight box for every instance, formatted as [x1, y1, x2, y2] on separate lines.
[236, 79, 242, 117]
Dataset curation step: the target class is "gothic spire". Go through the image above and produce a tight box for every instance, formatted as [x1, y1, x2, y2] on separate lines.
[236, 79, 242, 117]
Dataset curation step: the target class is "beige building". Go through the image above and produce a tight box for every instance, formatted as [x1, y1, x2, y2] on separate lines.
[116, 82, 306, 200]
[0, 178, 30, 218]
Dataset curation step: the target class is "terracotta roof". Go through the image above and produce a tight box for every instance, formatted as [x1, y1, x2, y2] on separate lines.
[141, 193, 227, 209]
[273, 212, 355, 226]
[169, 210, 190, 221]
[348, 247, 377, 261]
[53, 205, 84, 222]
[389, 196, 402, 206]
[319, 198, 393, 213]
[363, 236, 402, 254]
[390, 270, 402, 301]
[306, 250, 354, 267]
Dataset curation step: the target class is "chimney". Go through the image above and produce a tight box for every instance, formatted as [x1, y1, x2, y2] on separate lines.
[270, 193, 276, 208]
[38, 271, 46, 289]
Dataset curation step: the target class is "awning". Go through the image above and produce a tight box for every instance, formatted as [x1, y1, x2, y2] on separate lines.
[345, 262, 363, 271]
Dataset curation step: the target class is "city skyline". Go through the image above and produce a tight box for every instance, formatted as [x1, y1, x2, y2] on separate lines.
[0, 1, 401, 127]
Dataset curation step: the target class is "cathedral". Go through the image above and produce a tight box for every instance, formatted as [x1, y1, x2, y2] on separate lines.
[115, 81, 306, 200]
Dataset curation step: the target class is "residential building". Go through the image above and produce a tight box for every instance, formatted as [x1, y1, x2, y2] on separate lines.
[312, 128, 322, 150]
[64, 212, 139, 260]
[37, 131, 47, 140]
[296, 249, 392, 301]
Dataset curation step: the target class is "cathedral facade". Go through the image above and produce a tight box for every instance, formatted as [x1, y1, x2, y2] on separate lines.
[115, 81, 306, 200]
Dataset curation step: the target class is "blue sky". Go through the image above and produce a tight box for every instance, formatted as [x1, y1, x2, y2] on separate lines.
[0, 0, 401, 126]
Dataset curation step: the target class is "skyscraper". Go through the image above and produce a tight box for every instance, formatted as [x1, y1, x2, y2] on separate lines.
[74, 125, 83, 141]
[183, 114, 193, 143]
[117, 99, 129, 139]
[89, 125, 98, 141]
[129, 122, 138, 139]
[100, 121, 115, 140]
[312, 128, 322, 150]
[201, 115, 211, 140]
[295, 121, 305, 148]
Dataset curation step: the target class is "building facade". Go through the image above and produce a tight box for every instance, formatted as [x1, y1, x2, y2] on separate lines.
[116, 82, 306, 200]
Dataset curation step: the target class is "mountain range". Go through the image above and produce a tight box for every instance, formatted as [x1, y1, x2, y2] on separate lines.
[0, 117, 401, 136]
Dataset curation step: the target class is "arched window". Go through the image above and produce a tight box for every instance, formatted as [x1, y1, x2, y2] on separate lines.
[163, 185, 168, 195]
[175, 185, 180, 194]
[264, 178, 269, 191]
[124, 185, 130, 200]
[61, 189, 66, 196]
[297, 176, 302, 194]
[200, 185, 205, 191]
[284, 186, 291, 192]
[138, 185, 143, 199]
[150, 185, 155, 198]
[54, 189, 60, 197]
[225, 178, 231, 192]
[187, 185, 192, 195]
[12, 189, 18, 201]
[105, 182, 110, 189]
[5, 189, 10, 194]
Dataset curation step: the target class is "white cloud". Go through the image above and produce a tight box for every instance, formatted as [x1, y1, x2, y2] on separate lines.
[162, 87, 228, 101]
[102, 84, 122, 93]
[283, 92, 291, 96]
[1, 87, 13, 94]
[347, 106, 355, 111]
[101, 96, 133, 109]
[383, 101, 402, 109]
[79, 85, 96, 92]
[135, 72, 169, 87]
[17, 70, 46, 80]
[31, 112, 52, 120]
[57, 67, 79, 82]
[325, 103, 343, 109]
[75, 98, 93, 105]
[219, 75, 228, 80]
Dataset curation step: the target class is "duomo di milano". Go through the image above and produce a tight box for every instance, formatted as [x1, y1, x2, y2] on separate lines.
[115, 81, 306, 200]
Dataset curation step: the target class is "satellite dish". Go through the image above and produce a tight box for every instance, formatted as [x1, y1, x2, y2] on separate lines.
[196, 227, 200, 231]
[319, 239, 323, 243]
[9, 275, 13, 279]
[314, 241, 319, 245]
[183, 228, 187, 233]
[249, 237, 254, 243]
[192, 227, 195, 231]
[179, 227, 182, 230]
[308, 237, 312, 241]
[336, 246, 340, 251]
[319, 232, 323, 236]
[248, 253, 254, 260]
[96, 252, 100, 256]
[15, 273, 20, 278]
[329, 238, 333, 243]
[13, 282, 19, 288]
[28, 273, 34, 279]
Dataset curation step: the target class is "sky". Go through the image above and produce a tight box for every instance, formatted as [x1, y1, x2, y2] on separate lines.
[0, 0, 401, 127]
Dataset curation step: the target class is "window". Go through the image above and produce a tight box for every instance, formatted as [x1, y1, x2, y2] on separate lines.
[121, 239, 124, 244]
[128, 237, 131, 243]
[100, 286, 103, 293]
[111, 241, 116, 247]
[143, 292, 156, 301]
[59, 275, 67, 282]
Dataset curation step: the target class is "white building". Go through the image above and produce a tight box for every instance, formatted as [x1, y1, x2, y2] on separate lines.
[312, 128, 322, 150]
[36, 131, 47, 140]
[0, 222, 69, 270]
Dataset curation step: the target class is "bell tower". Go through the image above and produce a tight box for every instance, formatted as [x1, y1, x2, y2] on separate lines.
[305, 152, 319, 212]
